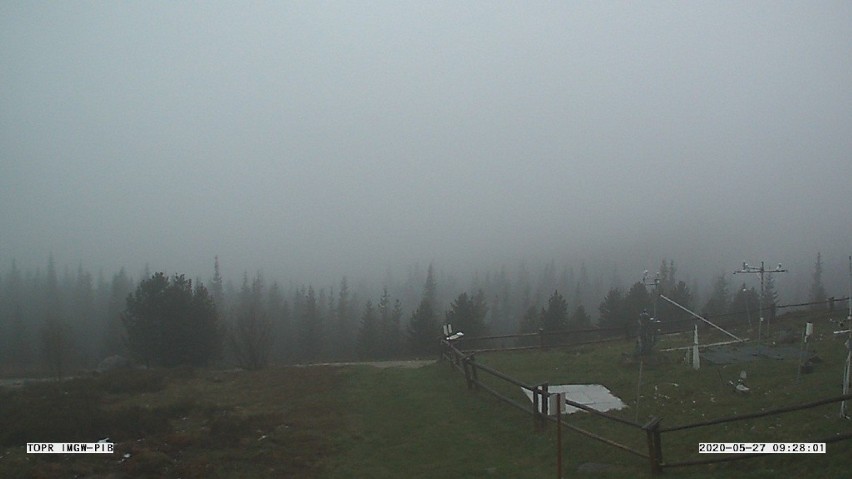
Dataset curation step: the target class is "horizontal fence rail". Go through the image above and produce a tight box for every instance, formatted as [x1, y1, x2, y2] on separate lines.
[450, 299, 851, 355]
[661, 431, 852, 469]
[441, 326, 852, 475]
[660, 393, 852, 433]
[441, 339, 654, 467]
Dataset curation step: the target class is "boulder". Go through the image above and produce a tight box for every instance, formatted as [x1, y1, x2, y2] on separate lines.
[97, 355, 131, 373]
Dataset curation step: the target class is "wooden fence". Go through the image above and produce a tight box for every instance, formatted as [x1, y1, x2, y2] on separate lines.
[453, 325, 628, 354]
[441, 337, 852, 474]
[441, 339, 655, 467]
[454, 296, 852, 354]
[654, 393, 852, 471]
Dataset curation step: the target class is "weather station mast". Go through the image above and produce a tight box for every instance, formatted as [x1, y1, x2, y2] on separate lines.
[733, 261, 787, 352]
[642, 270, 660, 320]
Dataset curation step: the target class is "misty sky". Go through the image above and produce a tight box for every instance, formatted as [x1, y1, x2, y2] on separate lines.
[2, 1, 850, 288]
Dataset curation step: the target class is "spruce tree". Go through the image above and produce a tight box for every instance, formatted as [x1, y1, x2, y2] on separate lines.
[541, 290, 568, 333]
[230, 272, 272, 370]
[598, 287, 624, 331]
[445, 290, 488, 338]
[408, 298, 438, 356]
[123, 273, 222, 367]
[357, 300, 379, 359]
[810, 252, 828, 310]
[570, 304, 591, 330]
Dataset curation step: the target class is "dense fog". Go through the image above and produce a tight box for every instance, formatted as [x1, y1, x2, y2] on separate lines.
[1, 3, 850, 369]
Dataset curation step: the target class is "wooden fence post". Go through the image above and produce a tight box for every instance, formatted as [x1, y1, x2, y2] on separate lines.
[462, 356, 474, 390]
[540, 383, 550, 430]
[532, 386, 540, 430]
[556, 392, 563, 479]
[539, 328, 545, 350]
[643, 416, 663, 474]
[469, 354, 479, 389]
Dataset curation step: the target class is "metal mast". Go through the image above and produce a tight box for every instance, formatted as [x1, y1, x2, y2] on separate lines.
[733, 261, 787, 352]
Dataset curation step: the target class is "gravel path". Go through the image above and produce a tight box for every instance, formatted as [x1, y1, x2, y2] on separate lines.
[297, 359, 436, 369]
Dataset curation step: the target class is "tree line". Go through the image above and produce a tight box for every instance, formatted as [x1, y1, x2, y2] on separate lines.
[0, 253, 841, 374]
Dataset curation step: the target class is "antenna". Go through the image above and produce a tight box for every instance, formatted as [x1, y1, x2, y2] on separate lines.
[734, 260, 787, 353]
[642, 270, 661, 320]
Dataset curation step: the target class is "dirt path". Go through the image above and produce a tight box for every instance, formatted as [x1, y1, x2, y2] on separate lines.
[296, 359, 436, 369]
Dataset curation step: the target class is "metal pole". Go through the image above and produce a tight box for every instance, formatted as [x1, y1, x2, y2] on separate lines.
[743, 287, 752, 329]
[635, 358, 644, 421]
[845, 256, 852, 417]
[556, 392, 563, 479]
[847, 255, 851, 323]
[692, 320, 700, 370]
[658, 294, 743, 342]
[843, 338, 852, 418]
[759, 261, 765, 329]
[733, 261, 786, 353]
[797, 325, 805, 383]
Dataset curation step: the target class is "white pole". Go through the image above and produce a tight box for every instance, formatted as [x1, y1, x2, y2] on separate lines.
[847, 255, 851, 323]
[635, 358, 644, 421]
[844, 256, 852, 417]
[659, 294, 744, 342]
[692, 321, 700, 370]
[843, 339, 851, 418]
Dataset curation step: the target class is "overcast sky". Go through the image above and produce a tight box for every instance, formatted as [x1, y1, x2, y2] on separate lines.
[2, 1, 850, 288]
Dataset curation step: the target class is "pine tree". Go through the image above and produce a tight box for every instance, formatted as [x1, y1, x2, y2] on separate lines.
[658, 260, 670, 295]
[298, 286, 322, 361]
[1, 261, 32, 367]
[408, 298, 438, 356]
[210, 256, 225, 311]
[423, 263, 437, 307]
[444, 290, 488, 338]
[377, 288, 402, 358]
[267, 281, 291, 363]
[810, 252, 828, 310]
[729, 284, 759, 327]
[41, 254, 73, 379]
[624, 282, 651, 337]
[518, 305, 541, 334]
[408, 268, 440, 356]
[763, 273, 779, 321]
[598, 287, 624, 331]
[389, 299, 403, 357]
[702, 274, 730, 320]
[230, 272, 272, 370]
[357, 300, 379, 359]
[335, 277, 354, 360]
[541, 290, 568, 333]
[570, 304, 591, 330]
[102, 268, 132, 357]
[123, 273, 222, 367]
[664, 280, 694, 329]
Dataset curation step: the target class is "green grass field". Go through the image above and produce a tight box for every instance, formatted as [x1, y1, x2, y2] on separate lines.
[1, 310, 850, 478]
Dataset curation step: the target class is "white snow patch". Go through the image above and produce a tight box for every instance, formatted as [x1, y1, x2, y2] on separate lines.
[523, 384, 626, 415]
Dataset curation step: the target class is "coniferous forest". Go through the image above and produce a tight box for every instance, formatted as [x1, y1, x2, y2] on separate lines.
[0, 252, 847, 376]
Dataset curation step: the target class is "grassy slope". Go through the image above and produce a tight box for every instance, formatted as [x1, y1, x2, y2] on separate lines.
[0, 367, 347, 478]
[1, 310, 850, 478]
[455, 311, 852, 478]
[323, 363, 566, 478]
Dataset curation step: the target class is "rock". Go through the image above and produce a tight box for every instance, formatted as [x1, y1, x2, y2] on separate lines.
[96, 355, 131, 373]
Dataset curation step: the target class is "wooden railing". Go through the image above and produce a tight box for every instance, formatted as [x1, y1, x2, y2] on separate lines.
[655, 393, 852, 471]
[441, 339, 652, 465]
[441, 335, 852, 474]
